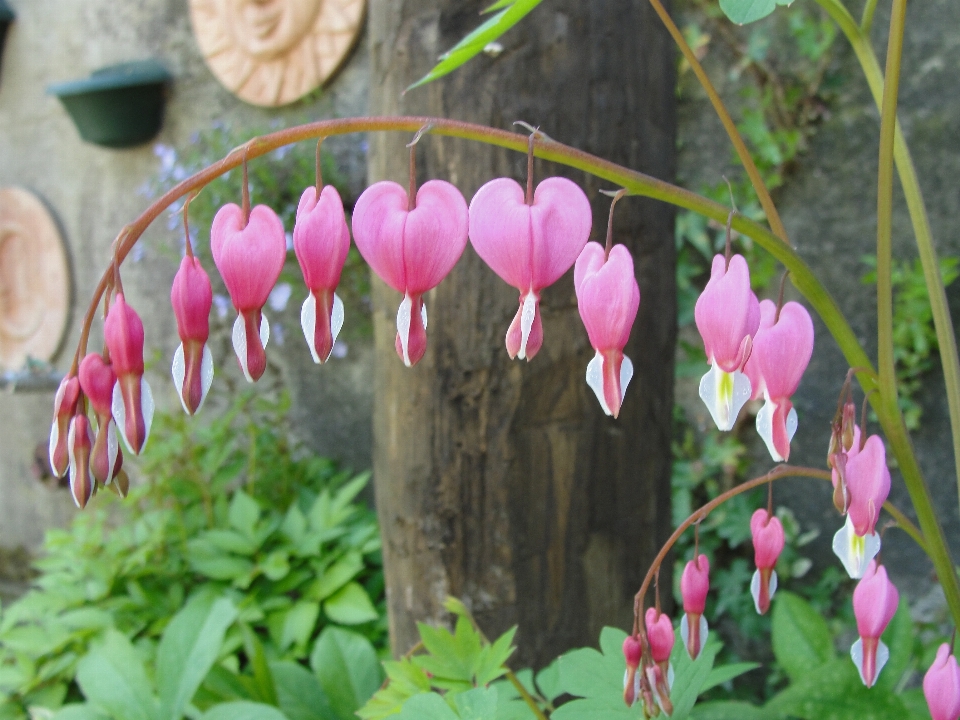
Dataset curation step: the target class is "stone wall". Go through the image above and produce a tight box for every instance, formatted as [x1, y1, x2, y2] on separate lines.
[0, 0, 373, 563]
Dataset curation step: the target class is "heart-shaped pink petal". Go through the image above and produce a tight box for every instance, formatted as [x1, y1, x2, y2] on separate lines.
[294, 185, 351, 292]
[211, 203, 286, 312]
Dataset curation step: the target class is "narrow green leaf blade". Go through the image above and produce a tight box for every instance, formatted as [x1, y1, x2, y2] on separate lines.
[771, 591, 835, 683]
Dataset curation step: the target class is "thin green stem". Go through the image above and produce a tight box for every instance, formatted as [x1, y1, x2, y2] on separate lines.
[506, 671, 549, 720]
[645, 0, 789, 243]
[860, 0, 879, 34]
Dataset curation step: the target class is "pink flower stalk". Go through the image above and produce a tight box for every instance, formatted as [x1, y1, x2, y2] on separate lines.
[48, 375, 81, 478]
[851, 560, 899, 687]
[924, 644, 960, 720]
[680, 554, 710, 660]
[293, 185, 351, 363]
[622, 635, 642, 707]
[750, 508, 785, 614]
[744, 300, 814, 461]
[79, 353, 123, 485]
[574, 242, 640, 418]
[104, 293, 154, 455]
[211, 203, 286, 382]
[694, 254, 761, 431]
[170, 255, 214, 414]
[644, 607, 675, 713]
[67, 412, 95, 509]
[468, 177, 592, 361]
[352, 180, 468, 367]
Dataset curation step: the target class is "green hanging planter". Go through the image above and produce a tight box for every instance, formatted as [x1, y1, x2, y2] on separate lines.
[0, 0, 14, 73]
[47, 60, 172, 149]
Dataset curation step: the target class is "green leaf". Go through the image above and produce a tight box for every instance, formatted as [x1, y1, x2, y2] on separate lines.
[357, 659, 430, 720]
[690, 701, 765, 720]
[699, 662, 760, 694]
[308, 553, 363, 601]
[416, 617, 482, 683]
[407, 0, 545, 90]
[50, 706, 110, 720]
[281, 601, 320, 651]
[718, 0, 777, 24]
[668, 629, 719, 720]
[475, 626, 517, 686]
[200, 701, 290, 720]
[771, 591, 834, 683]
[261, 551, 291, 581]
[311, 627, 384, 720]
[393, 693, 458, 720]
[553, 628, 636, 720]
[75, 629, 159, 720]
[322, 583, 378, 626]
[268, 661, 337, 720]
[875, 601, 912, 691]
[535, 660, 561, 701]
[454, 687, 498, 720]
[229, 492, 261, 534]
[240, 624, 278, 706]
[157, 593, 238, 720]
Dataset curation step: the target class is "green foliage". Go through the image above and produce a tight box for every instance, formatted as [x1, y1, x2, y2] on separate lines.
[862, 255, 960, 429]
[0, 393, 385, 720]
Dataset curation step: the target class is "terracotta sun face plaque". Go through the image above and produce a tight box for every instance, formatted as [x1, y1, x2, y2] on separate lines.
[190, 0, 366, 107]
[0, 188, 70, 372]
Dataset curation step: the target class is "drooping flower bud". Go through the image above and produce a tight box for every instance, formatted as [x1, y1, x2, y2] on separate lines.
[49, 375, 81, 478]
[78, 353, 122, 485]
[680, 554, 710, 660]
[67, 412, 95, 509]
[749, 508, 785, 614]
[353, 180, 468, 367]
[468, 177, 592, 361]
[574, 243, 640, 418]
[293, 184, 351, 364]
[832, 433, 888, 579]
[743, 300, 814, 461]
[211, 203, 286, 382]
[170, 255, 214, 414]
[104, 293, 154, 455]
[695, 254, 761, 431]
[851, 560, 898, 687]
[622, 635, 642, 707]
[924, 644, 960, 720]
[644, 607, 675, 714]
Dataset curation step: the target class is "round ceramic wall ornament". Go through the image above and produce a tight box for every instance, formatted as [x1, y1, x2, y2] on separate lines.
[0, 188, 70, 372]
[190, 0, 366, 107]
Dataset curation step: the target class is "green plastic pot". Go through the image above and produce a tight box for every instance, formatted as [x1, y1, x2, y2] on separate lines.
[47, 60, 172, 149]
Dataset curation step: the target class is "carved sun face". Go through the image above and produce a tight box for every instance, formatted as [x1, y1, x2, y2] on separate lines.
[190, 0, 365, 107]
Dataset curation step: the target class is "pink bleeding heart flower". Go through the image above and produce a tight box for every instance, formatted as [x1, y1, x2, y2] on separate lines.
[574, 242, 640, 418]
[622, 635, 642, 707]
[833, 433, 889, 579]
[695, 254, 761, 431]
[48, 375, 81, 478]
[750, 508, 785, 614]
[78, 353, 123, 485]
[851, 560, 898, 687]
[293, 185, 351, 363]
[67, 411, 95, 509]
[104, 293, 154, 455]
[353, 179, 468, 367]
[744, 300, 814, 461]
[170, 255, 214, 414]
[680, 554, 710, 660]
[924, 644, 960, 720]
[211, 203, 286, 382]
[644, 607, 675, 713]
[469, 177, 592, 361]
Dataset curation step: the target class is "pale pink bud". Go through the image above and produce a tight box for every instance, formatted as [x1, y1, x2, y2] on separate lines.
[744, 300, 814, 461]
[574, 242, 640, 418]
[680, 554, 710, 659]
[211, 203, 286, 382]
[830, 425, 861, 515]
[49, 375, 81, 478]
[104, 294, 154, 455]
[851, 561, 899, 687]
[79, 353, 122, 485]
[622, 635, 642, 707]
[644, 608, 675, 664]
[750, 509, 785, 614]
[67, 413, 95, 509]
[353, 180, 468, 367]
[924, 644, 960, 720]
[846, 435, 890, 537]
[170, 255, 214, 414]
[468, 177, 592, 361]
[294, 185, 351, 364]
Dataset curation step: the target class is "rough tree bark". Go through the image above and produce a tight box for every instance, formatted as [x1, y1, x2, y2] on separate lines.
[367, 0, 677, 666]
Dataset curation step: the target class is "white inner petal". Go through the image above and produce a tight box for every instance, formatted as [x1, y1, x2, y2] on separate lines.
[140, 377, 155, 453]
[750, 568, 779, 614]
[199, 345, 214, 413]
[172, 343, 187, 411]
[585, 352, 611, 416]
[699, 365, 752, 431]
[232, 314, 251, 382]
[756, 397, 783, 462]
[48, 421, 61, 477]
[620, 355, 634, 401]
[850, 638, 889, 688]
[517, 291, 537, 360]
[111, 380, 131, 454]
[260, 313, 270, 349]
[301, 295, 320, 364]
[105, 419, 118, 485]
[421, 300, 428, 331]
[396, 293, 413, 367]
[832, 516, 881, 579]
[330, 293, 345, 360]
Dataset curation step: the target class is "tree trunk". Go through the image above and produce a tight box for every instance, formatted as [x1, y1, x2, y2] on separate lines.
[367, 0, 677, 667]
